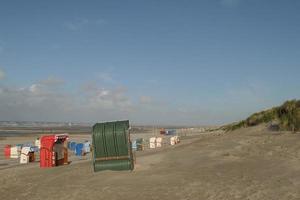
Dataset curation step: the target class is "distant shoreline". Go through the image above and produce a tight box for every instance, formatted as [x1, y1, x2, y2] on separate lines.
[0, 128, 92, 137]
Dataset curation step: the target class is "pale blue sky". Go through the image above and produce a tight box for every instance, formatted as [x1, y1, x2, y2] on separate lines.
[0, 0, 300, 125]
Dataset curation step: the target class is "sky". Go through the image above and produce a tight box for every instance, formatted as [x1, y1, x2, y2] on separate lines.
[0, 0, 300, 125]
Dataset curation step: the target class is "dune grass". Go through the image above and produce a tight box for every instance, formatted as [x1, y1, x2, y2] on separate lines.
[223, 100, 300, 132]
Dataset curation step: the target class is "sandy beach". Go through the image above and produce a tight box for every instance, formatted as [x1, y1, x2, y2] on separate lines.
[1, 126, 300, 200]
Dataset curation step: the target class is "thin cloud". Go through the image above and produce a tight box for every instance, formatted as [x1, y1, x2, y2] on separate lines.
[97, 72, 114, 83]
[0, 80, 133, 122]
[39, 76, 65, 87]
[0, 79, 250, 125]
[0, 40, 4, 54]
[0, 75, 269, 125]
[0, 69, 5, 80]
[95, 19, 107, 25]
[86, 87, 133, 112]
[64, 18, 107, 31]
[65, 19, 89, 31]
[139, 96, 153, 104]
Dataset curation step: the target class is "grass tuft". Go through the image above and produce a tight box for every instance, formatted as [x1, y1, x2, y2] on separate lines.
[223, 100, 300, 132]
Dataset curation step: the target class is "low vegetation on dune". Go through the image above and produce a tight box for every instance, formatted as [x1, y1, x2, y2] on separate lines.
[224, 100, 300, 132]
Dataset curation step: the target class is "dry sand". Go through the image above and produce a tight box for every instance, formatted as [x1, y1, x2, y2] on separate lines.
[1, 125, 300, 200]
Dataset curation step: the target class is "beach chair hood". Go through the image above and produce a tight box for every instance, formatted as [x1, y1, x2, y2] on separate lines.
[92, 120, 134, 172]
